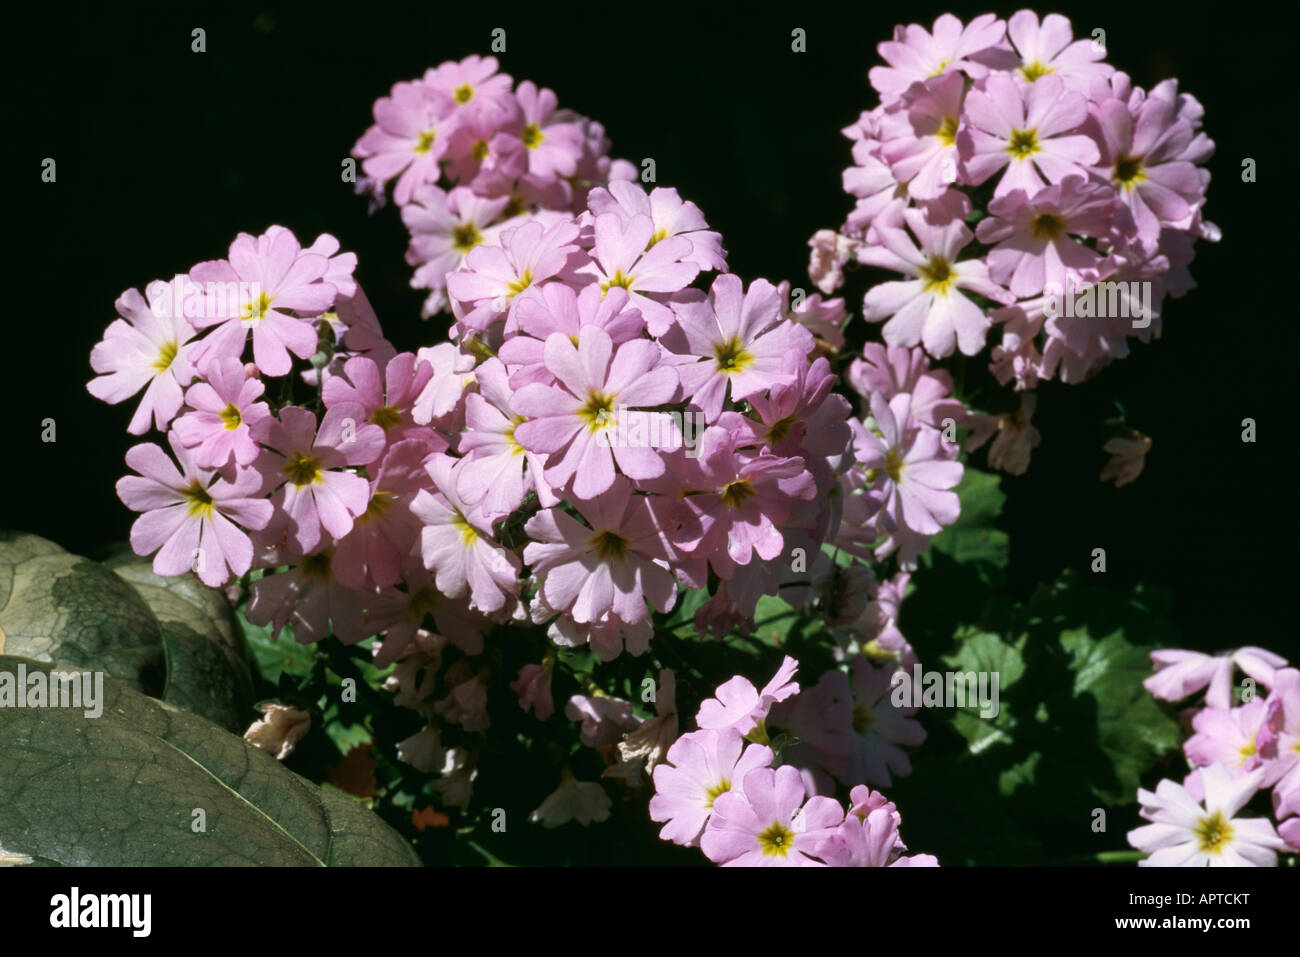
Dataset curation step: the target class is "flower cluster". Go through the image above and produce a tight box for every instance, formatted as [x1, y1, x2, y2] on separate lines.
[1128, 646, 1298, 865]
[352, 54, 642, 319]
[811, 10, 1216, 478]
[649, 656, 936, 865]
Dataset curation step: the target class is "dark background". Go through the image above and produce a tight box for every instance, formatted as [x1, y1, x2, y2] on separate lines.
[9, 0, 1295, 656]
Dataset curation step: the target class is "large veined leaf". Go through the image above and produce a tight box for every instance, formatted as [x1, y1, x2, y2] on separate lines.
[103, 553, 256, 733]
[0, 657, 420, 866]
[0, 531, 164, 693]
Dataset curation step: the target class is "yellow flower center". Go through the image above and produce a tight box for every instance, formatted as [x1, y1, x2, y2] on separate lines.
[713, 337, 755, 374]
[283, 451, 323, 487]
[1020, 60, 1055, 81]
[1005, 127, 1040, 160]
[600, 269, 636, 294]
[918, 256, 957, 295]
[704, 778, 731, 809]
[885, 447, 905, 483]
[471, 139, 490, 161]
[182, 481, 215, 519]
[359, 490, 394, 524]
[242, 290, 274, 322]
[720, 479, 755, 509]
[453, 510, 479, 546]
[506, 268, 534, 298]
[453, 83, 474, 105]
[766, 414, 797, 444]
[578, 391, 617, 433]
[852, 700, 875, 735]
[935, 115, 959, 147]
[301, 551, 332, 580]
[219, 402, 242, 430]
[154, 340, 179, 373]
[522, 123, 544, 149]
[645, 227, 670, 251]
[757, 821, 795, 857]
[590, 529, 630, 562]
[1194, 811, 1234, 855]
[927, 58, 951, 78]
[504, 415, 527, 455]
[501, 195, 528, 219]
[451, 221, 483, 254]
[1029, 212, 1066, 241]
[414, 129, 436, 154]
[370, 405, 403, 432]
[1113, 155, 1146, 190]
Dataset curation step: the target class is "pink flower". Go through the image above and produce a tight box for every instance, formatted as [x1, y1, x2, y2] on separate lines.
[456, 357, 556, 521]
[423, 55, 514, 125]
[88, 285, 200, 434]
[814, 785, 937, 866]
[402, 186, 511, 311]
[668, 274, 814, 424]
[116, 432, 272, 587]
[510, 327, 679, 499]
[869, 13, 1006, 102]
[976, 178, 1130, 297]
[697, 656, 800, 737]
[876, 72, 966, 201]
[514, 81, 586, 185]
[410, 454, 521, 614]
[523, 476, 677, 627]
[446, 218, 582, 333]
[587, 180, 727, 272]
[443, 105, 526, 192]
[511, 661, 555, 721]
[322, 352, 435, 445]
[411, 342, 477, 427]
[671, 427, 817, 579]
[858, 192, 1013, 357]
[650, 729, 774, 846]
[565, 693, 641, 748]
[354, 79, 454, 205]
[1145, 647, 1289, 709]
[171, 357, 271, 471]
[245, 548, 366, 644]
[808, 229, 860, 295]
[852, 392, 962, 536]
[331, 438, 429, 590]
[959, 74, 1100, 199]
[189, 228, 338, 377]
[701, 765, 844, 866]
[1100, 431, 1152, 487]
[846, 657, 926, 787]
[847, 343, 963, 431]
[584, 212, 700, 335]
[257, 405, 387, 554]
[1259, 670, 1300, 818]
[1128, 764, 1288, 866]
[1185, 700, 1270, 775]
[992, 10, 1113, 90]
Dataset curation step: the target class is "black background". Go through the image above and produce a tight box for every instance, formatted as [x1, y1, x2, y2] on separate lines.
[9, 0, 1295, 656]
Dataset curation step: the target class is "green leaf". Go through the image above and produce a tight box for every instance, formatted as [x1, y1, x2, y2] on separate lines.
[0, 656, 420, 866]
[103, 554, 256, 733]
[0, 531, 164, 694]
[239, 606, 318, 685]
[926, 468, 1009, 580]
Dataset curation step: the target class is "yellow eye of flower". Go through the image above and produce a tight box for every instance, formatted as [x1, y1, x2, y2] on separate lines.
[720, 479, 755, 509]
[452, 510, 479, 546]
[153, 340, 179, 373]
[242, 290, 274, 322]
[713, 337, 754, 374]
[1020, 60, 1054, 81]
[369, 405, 402, 432]
[589, 529, 630, 562]
[219, 403, 242, 430]
[757, 821, 795, 856]
[1113, 154, 1146, 190]
[600, 269, 636, 294]
[453, 83, 474, 105]
[1005, 127, 1040, 159]
[283, 451, 323, 487]
[506, 268, 534, 298]
[414, 129, 436, 154]
[1194, 811, 1234, 854]
[1028, 213, 1066, 240]
[704, 778, 731, 809]
[182, 481, 215, 518]
[935, 115, 959, 147]
[918, 256, 956, 295]
[451, 221, 483, 254]
[578, 392, 617, 433]
[521, 123, 545, 149]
